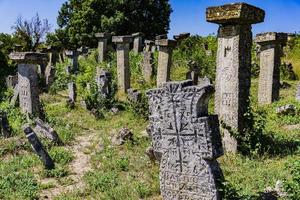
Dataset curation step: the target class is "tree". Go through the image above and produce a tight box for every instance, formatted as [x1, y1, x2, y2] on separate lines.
[54, 0, 172, 48]
[12, 13, 51, 51]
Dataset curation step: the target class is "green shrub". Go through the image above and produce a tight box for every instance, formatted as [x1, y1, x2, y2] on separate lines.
[284, 160, 300, 199]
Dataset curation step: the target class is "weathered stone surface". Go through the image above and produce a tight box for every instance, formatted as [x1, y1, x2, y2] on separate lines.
[10, 84, 19, 106]
[186, 61, 200, 85]
[144, 40, 155, 52]
[67, 82, 77, 107]
[296, 84, 300, 101]
[18, 63, 40, 115]
[156, 39, 176, 87]
[276, 104, 295, 115]
[112, 127, 133, 145]
[155, 34, 168, 40]
[65, 50, 79, 73]
[206, 3, 265, 25]
[96, 68, 112, 98]
[132, 32, 144, 53]
[112, 36, 133, 93]
[147, 80, 223, 200]
[5, 75, 18, 89]
[207, 3, 265, 153]
[9, 52, 48, 64]
[95, 33, 111, 62]
[0, 111, 12, 138]
[256, 32, 287, 105]
[45, 66, 56, 88]
[34, 118, 62, 145]
[198, 76, 212, 87]
[142, 51, 154, 82]
[127, 88, 142, 103]
[23, 125, 55, 169]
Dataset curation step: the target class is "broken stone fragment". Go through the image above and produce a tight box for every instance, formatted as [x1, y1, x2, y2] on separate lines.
[112, 127, 133, 145]
[276, 104, 296, 115]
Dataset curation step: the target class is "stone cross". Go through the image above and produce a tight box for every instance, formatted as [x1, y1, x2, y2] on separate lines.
[186, 60, 200, 85]
[132, 32, 144, 53]
[112, 36, 133, 93]
[147, 80, 224, 200]
[206, 3, 265, 152]
[156, 39, 176, 87]
[96, 67, 112, 98]
[65, 50, 79, 73]
[255, 32, 287, 105]
[23, 125, 55, 170]
[95, 33, 111, 63]
[9, 52, 48, 116]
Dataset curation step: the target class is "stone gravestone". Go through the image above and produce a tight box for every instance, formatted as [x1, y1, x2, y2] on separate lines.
[156, 39, 176, 87]
[112, 36, 133, 93]
[132, 32, 144, 53]
[68, 82, 77, 105]
[9, 52, 48, 116]
[186, 60, 200, 85]
[206, 3, 265, 152]
[34, 118, 63, 145]
[23, 125, 55, 170]
[96, 67, 112, 98]
[5, 75, 18, 89]
[0, 111, 12, 138]
[95, 33, 111, 63]
[296, 84, 300, 101]
[142, 40, 155, 82]
[45, 46, 60, 88]
[147, 80, 224, 200]
[255, 32, 288, 105]
[65, 50, 79, 73]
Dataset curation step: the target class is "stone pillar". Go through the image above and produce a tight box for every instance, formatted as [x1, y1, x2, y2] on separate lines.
[95, 33, 111, 62]
[255, 32, 287, 105]
[156, 39, 176, 87]
[65, 50, 79, 73]
[206, 3, 265, 152]
[45, 46, 60, 87]
[112, 36, 133, 93]
[132, 32, 144, 53]
[142, 40, 155, 82]
[147, 80, 224, 200]
[68, 82, 77, 103]
[9, 52, 48, 116]
[96, 67, 112, 98]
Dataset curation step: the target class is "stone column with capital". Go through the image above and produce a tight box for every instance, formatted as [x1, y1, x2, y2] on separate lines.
[112, 36, 133, 93]
[156, 39, 176, 87]
[95, 33, 111, 63]
[206, 3, 265, 152]
[9, 52, 48, 116]
[255, 32, 287, 105]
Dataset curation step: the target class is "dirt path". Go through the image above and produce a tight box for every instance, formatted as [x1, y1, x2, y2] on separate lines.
[40, 131, 97, 199]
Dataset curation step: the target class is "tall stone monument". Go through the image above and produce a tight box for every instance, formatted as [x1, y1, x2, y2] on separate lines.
[9, 52, 48, 115]
[255, 32, 287, 105]
[156, 39, 176, 87]
[112, 36, 133, 93]
[95, 33, 111, 63]
[142, 40, 155, 82]
[132, 32, 144, 53]
[147, 80, 224, 200]
[206, 3, 265, 152]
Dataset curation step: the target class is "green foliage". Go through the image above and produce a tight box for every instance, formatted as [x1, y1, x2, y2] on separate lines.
[54, 0, 172, 48]
[284, 160, 300, 199]
[172, 35, 217, 81]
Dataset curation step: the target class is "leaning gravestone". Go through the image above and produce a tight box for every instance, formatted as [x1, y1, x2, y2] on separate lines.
[255, 32, 288, 105]
[34, 118, 62, 145]
[23, 125, 55, 170]
[156, 39, 176, 87]
[206, 3, 265, 152]
[9, 52, 48, 116]
[147, 80, 224, 200]
[112, 36, 133, 93]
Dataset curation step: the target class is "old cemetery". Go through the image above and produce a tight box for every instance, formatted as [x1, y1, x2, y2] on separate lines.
[0, 1, 300, 200]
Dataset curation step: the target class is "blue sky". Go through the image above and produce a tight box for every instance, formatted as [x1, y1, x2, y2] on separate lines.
[0, 0, 299, 37]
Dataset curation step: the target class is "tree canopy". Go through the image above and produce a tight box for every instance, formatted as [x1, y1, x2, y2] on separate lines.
[53, 0, 172, 48]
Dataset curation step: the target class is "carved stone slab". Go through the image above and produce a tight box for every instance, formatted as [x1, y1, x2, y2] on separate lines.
[147, 80, 223, 200]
